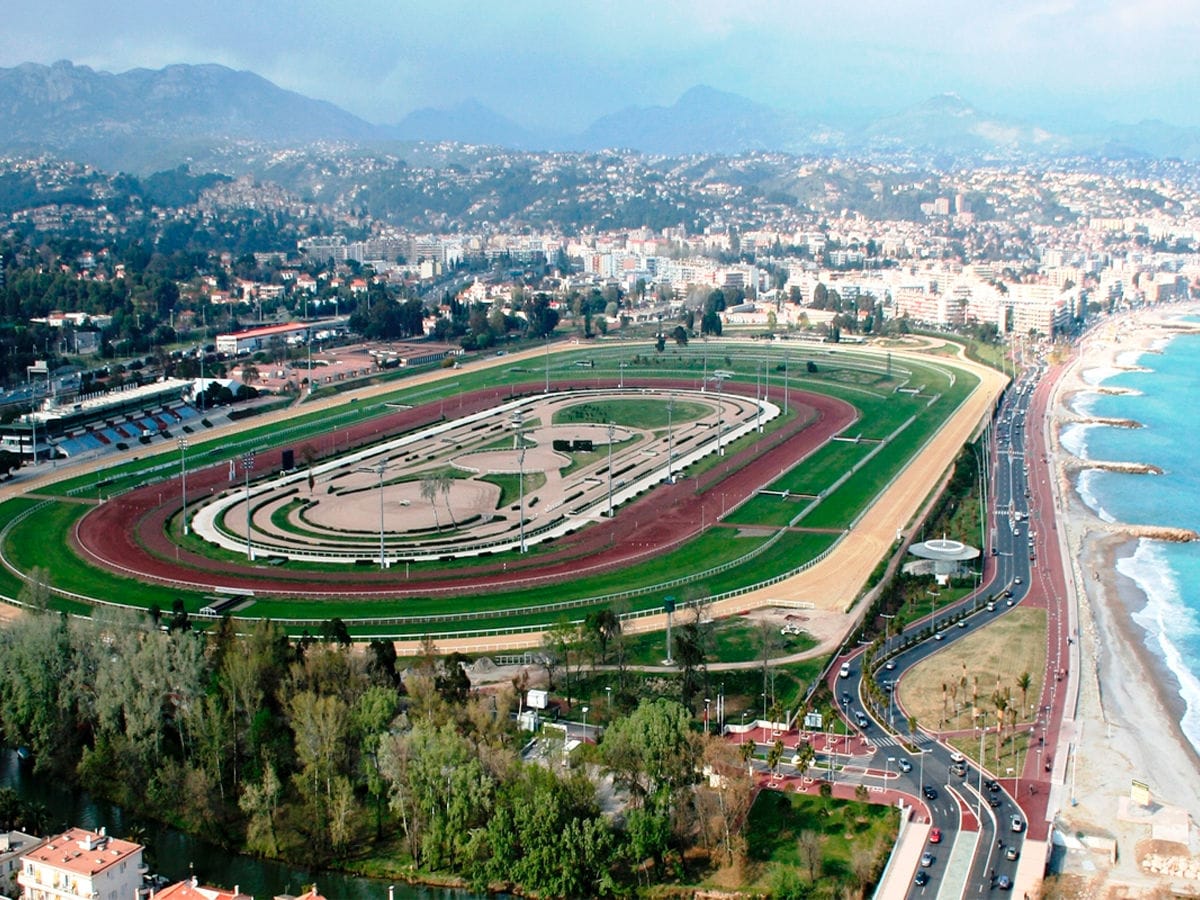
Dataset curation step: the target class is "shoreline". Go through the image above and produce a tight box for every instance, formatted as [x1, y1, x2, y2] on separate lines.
[1053, 306, 1200, 856]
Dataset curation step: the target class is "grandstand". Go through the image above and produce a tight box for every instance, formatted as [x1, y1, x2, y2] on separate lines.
[0, 378, 197, 459]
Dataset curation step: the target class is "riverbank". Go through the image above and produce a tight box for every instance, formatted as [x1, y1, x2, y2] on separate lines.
[1051, 308, 1200, 891]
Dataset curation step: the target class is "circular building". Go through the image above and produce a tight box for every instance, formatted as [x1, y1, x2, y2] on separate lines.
[906, 536, 980, 584]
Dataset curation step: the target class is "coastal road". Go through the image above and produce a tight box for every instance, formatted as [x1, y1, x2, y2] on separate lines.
[827, 363, 1060, 896]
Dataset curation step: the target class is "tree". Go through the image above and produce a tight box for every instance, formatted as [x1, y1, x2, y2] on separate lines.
[239, 761, 283, 857]
[766, 738, 785, 777]
[1017, 671, 1032, 713]
[419, 475, 441, 530]
[601, 698, 696, 815]
[798, 829, 823, 882]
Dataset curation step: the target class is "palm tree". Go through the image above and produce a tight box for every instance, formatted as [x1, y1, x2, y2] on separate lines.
[419, 475, 440, 529]
[992, 691, 1008, 760]
[1017, 671, 1032, 715]
[436, 473, 456, 527]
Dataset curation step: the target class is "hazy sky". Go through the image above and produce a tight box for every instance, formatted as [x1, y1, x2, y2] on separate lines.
[3, 0, 1198, 130]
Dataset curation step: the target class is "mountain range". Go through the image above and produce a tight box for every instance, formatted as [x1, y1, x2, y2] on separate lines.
[2, 60, 1198, 171]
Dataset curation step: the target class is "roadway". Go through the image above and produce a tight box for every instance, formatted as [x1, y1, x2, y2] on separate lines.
[820, 360, 1064, 896]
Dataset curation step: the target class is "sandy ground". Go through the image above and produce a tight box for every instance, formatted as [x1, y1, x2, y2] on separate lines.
[1050, 307, 1200, 895]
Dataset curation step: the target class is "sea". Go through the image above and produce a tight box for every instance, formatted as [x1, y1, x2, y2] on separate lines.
[1060, 322, 1200, 755]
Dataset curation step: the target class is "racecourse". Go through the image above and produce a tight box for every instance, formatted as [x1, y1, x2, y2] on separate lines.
[0, 337, 1005, 644]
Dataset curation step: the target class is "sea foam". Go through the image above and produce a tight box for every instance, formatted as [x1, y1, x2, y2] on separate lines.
[1118, 540, 1200, 753]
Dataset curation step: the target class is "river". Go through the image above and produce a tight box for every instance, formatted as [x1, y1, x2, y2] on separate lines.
[0, 750, 487, 899]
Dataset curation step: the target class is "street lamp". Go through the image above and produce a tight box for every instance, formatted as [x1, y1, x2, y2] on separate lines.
[704, 697, 711, 734]
[177, 438, 189, 536]
[511, 412, 527, 552]
[666, 394, 675, 483]
[241, 451, 256, 560]
[355, 461, 392, 569]
[607, 421, 616, 517]
[582, 705, 589, 740]
[606, 685, 612, 711]
[886, 756, 895, 780]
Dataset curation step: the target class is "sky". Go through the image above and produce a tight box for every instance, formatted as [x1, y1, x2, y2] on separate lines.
[3, 0, 1200, 131]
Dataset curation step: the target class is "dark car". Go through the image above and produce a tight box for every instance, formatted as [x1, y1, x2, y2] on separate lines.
[923, 785, 938, 800]
[989, 795, 1002, 808]
[997, 874, 1013, 890]
[915, 870, 929, 887]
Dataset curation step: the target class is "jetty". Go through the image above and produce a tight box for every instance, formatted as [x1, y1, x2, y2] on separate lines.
[1101, 524, 1199, 543]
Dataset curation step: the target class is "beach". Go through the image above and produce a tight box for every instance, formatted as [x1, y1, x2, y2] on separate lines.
[1050, 307, 1200, 892]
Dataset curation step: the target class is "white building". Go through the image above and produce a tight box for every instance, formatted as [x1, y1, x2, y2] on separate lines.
[1, 831, 41, 898]
[18, 827, 143, 900]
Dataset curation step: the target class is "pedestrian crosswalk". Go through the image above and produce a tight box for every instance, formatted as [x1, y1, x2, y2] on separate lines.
[870, 732, 930, 749]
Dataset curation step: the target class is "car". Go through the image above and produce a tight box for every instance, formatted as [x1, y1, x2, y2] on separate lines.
[915, 869, 929, 886]
[934, 631, 945, 641]
[885, 659, 896, 670]
[929, 827, 942, 844]
[923, 785, 938, 800]
[920, 851, 934, 867]
[1005, 845, 1019, 861]
[1014, 577, 1023, 585]
[957, 619, 967, 628]
[985, 779, 1000, 792]
[1011, 815, 1024, 833]
[988, 795, 1002, 808]
[898, 758, 912, 773]
[841, 692, 852, 707]
[839, 662, 851, 678]
[997, 874, 1013, 890]
[949, 752, 964, 764]
[950, 762, 967, 777]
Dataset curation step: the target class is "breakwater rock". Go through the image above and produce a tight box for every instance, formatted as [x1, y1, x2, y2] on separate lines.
[1082, 460, 1164, 475]
[1102, 524, 1200, 543]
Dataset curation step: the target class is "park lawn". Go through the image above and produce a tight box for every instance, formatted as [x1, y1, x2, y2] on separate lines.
[479, 471, 548, 508]
[742, 789, 898, 896]
[897, 606, 1047, 739]
[618, 616, 818, 666]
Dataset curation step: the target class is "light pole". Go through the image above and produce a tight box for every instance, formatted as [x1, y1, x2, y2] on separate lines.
[666, 394, 675, 483]
[355, 461, 391, 569]
[177, 438, 189, 536]
[606, 685, 612, 711]
[618, 361, 626, 388]
[741, 710, 747, 744]
[886, 756, 894, 781]
[704, 697, 711, 734]
[607, 421, 616, 517]
[582, 705, 589, 740]
[242, 451, 255, 560]
[511, 412, 527, 552]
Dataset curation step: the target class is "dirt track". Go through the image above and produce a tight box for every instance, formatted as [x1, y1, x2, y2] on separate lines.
[73, 380, 855, 597]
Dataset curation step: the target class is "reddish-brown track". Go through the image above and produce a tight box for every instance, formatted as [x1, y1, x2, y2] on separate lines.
[73, 380, 856, 598]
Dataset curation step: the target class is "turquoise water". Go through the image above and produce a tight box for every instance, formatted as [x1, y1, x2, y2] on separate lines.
[1062, 329, 1200, 752]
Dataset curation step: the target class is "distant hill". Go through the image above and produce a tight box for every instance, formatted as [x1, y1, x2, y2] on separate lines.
[3, 60, 1200, 169]
[861, 92, 1072, 155]
[385, 99, 556, 149]
[574, 85, 826, 155]
[0, 60, 377, 170]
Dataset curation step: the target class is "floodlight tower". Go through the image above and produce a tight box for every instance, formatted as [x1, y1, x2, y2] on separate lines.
[241, 451, 256, 560]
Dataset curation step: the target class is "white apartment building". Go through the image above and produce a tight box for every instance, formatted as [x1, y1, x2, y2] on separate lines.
[1, 831, 41, 898]
[18, 827, 143, 900]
